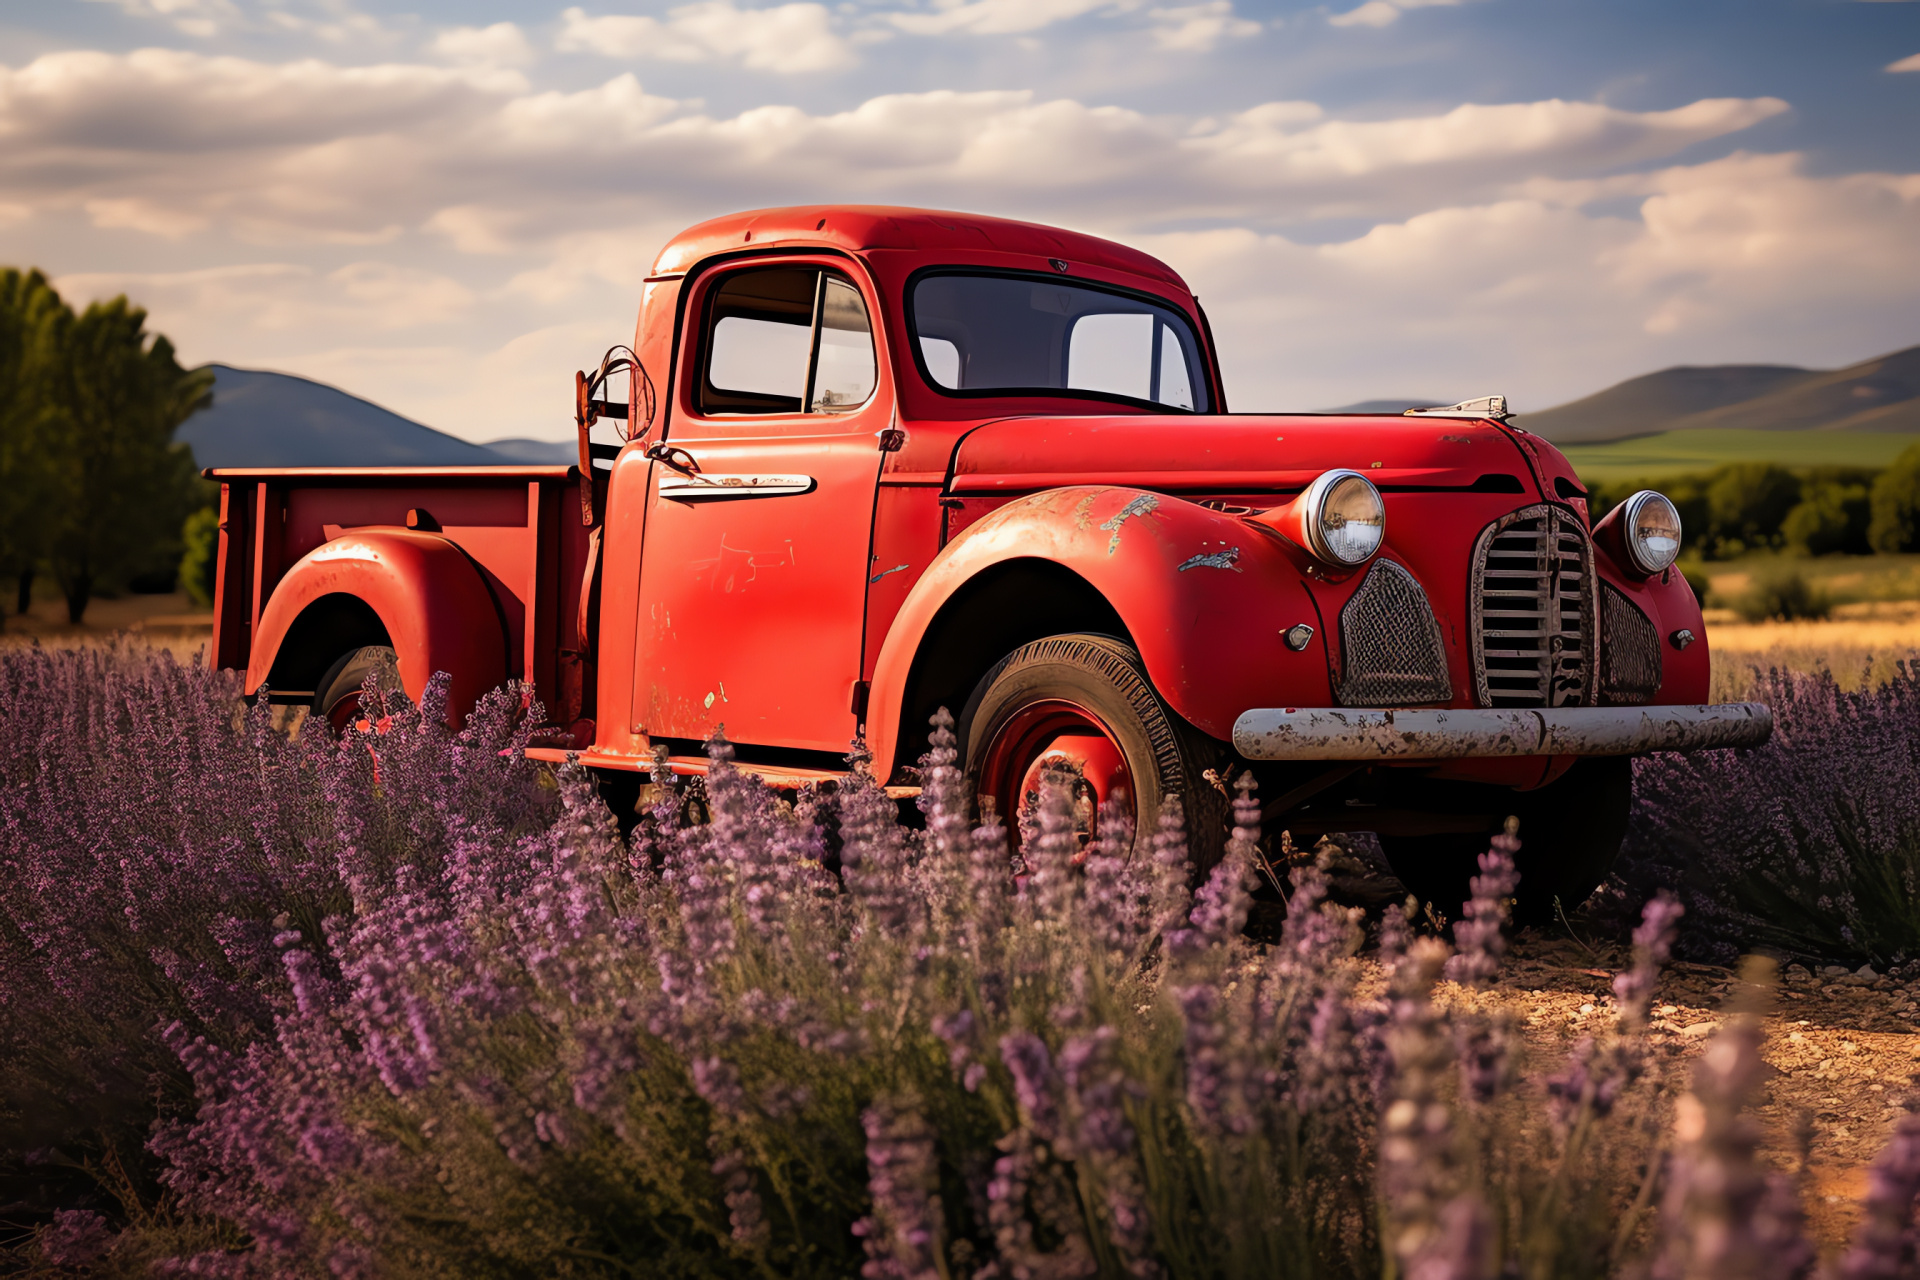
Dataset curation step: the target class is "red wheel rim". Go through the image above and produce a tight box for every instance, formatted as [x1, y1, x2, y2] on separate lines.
[976, 699, 1135, 857]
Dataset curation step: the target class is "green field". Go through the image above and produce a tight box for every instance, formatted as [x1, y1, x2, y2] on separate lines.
[1557, 429, 1920, 483]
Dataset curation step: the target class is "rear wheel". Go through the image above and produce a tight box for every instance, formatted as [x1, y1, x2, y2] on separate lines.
[314, 645, 402, 734]
[959, 634, 1230, 871]
[1377, 756, 1632, 925]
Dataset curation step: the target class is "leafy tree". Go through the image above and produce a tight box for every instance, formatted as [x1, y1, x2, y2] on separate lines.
[1782, 479, 1871, 556]
[1705, 462, 1799, 554]
[35, 296, 211, 622]
[0, 269, 65, 614]
[1868, 443, 1920, 553]
[178, 505, 220, 608]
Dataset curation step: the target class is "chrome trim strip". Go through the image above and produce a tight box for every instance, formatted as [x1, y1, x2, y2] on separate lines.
[659, 473, 817, 499]
[1231, 703, 1773, 761]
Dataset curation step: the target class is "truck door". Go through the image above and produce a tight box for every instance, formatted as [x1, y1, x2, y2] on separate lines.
[631, 260, 888, 754]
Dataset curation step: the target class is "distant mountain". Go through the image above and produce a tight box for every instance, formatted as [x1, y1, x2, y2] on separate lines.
[1317, 398, 1446, 414]
[482, 437, 578, 464]
[176, 365, 528, 469]
[1519, 344, 1920, 444]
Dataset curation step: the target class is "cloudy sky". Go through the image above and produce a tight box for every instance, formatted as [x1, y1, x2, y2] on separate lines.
[2, 0, 1917, 443]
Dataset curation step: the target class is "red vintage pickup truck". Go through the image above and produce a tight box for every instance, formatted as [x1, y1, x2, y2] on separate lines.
[208, 204, 1769, 913]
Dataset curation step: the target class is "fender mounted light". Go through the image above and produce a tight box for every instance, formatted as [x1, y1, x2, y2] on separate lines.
[1256, 470, 1386, 568]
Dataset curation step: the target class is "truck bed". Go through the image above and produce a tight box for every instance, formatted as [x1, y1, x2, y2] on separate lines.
[208, 464, 600, 726]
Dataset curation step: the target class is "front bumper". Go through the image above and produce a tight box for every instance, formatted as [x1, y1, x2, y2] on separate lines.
[1231, 703, 1773, 761]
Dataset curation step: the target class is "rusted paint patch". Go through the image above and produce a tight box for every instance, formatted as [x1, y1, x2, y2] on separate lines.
[1098, 494, 1159, 555]
[1177, 546, 1242, 573]
[869, 563, 909, 583]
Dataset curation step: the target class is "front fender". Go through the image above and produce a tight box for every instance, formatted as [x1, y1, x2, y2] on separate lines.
[248, 528, 509, 725]
[868, 486, 1331, 779]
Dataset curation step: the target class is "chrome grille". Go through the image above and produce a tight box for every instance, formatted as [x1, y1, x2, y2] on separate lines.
[1336, 559, 1452, 707]
[1599, 583, 1662, 704]
[1470, 505, 1595, 708]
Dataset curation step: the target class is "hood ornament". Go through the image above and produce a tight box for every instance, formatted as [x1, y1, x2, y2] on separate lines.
[1403, 395, 1510, 422]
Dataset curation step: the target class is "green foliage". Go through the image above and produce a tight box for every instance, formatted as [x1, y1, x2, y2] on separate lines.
[0, 272, 211, 623]
[1733, 564, 1830, 622]
[178, 506, 220, 609]
[1868, 442, 1920, 553]
[1781, 476, 1872, 556]
[1704, 462, 1799, 553]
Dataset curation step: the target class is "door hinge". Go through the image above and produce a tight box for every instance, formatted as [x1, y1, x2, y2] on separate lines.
[878, 429, 906, 453]
[850, 679, 871, 719]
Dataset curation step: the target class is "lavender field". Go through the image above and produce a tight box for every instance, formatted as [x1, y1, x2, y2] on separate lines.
[6, 645, 1920, 1277]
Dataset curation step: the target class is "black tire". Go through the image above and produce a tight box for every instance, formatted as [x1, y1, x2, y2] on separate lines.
[314, 645, 402, 733]
[958, 633, 1232, 872]
[1377, 756, 1632, 925]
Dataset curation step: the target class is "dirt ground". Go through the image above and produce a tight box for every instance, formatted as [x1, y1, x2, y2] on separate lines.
[1440, 927, 1917, 1248]
[0, 588, 212, 661]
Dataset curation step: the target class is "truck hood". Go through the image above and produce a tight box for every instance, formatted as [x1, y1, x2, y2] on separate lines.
[947, 414, 1555, 499]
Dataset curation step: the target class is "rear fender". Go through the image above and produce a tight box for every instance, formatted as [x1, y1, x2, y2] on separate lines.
[867, 486, 1329, 780]
[248, 528, 509, 726]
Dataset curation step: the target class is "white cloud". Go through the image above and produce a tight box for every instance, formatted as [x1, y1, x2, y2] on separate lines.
[1147, 2, 1260, 51]
[430, 23, 537, 68]
[886, 0, 1135, 36]
[556, 3, 856, 73]
[83, 0, 242, 39]
[84, 197, 208, 238]
[1888, 52, 1920, 72]
[1328, 0, 1467, 28]
[5, 44, 1903, 440]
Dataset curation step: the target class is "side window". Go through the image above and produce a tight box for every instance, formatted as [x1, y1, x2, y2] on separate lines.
[701, 267, 877, 416]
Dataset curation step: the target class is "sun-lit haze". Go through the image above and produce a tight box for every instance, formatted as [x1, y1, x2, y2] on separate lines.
[2, 0, 1916, 443]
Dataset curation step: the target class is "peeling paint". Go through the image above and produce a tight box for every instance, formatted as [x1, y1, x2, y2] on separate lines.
[1440, 435, 1473, 444]
[1098, 494, 1159, 555]
[703, 691, 716, 709]
[1071, 493, 1096, 531]
[869, 563, 909, 583]
[1177, 546, 1242, 572]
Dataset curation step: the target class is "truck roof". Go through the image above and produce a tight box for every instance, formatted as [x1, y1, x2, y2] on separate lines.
[652, 205, 1189, 290]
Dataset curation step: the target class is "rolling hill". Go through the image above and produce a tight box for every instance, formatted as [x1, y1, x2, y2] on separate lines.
[175, 366, 568, 469]
[1518, 343, 1920, 444]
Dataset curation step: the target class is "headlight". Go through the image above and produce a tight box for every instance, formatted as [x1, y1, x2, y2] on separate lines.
[1303, 470, 1385, 566]
[1622, 490, 1683, 574]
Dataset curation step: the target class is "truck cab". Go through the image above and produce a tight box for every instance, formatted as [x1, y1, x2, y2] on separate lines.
[208, 204, 1769, 914]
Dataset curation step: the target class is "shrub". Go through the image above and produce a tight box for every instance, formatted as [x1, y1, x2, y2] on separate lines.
[1733, 565, 1830, 622]
[0, 643, 558, 1217]
[1706, 463, 1800, 555]
[178, 506, 220, 608]
[12, 647, 1920, 1277]
[1607, 662, 1920, 966]
[1782, 479, 1872, 556]
[1868, 442, 1920, 553]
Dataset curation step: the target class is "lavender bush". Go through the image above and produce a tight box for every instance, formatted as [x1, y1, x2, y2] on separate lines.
[1609, 661, 1920, 965]
[8, 645, 1920, 1276]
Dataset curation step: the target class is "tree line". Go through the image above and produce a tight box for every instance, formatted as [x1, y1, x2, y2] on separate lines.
[0, 269, 211, 623]
[1590, 446, 1920, 561]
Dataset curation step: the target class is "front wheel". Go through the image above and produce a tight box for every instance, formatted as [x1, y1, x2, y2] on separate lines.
[1377, 756, 1632, 925]
[958, 634, 1230, 870]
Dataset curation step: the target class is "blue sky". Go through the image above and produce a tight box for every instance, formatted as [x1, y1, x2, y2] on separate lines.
[0, 0, 1915, 441]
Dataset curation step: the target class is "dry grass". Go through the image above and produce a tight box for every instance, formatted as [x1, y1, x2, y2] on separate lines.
[0, 588, 212, 663]
[1705, 600, 1920, 701]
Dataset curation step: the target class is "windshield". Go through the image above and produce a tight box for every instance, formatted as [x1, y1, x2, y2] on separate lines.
[910, 273, 1209, 411]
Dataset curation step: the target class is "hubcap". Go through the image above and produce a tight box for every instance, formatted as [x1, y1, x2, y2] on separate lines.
[977, 700, 1135, 858]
